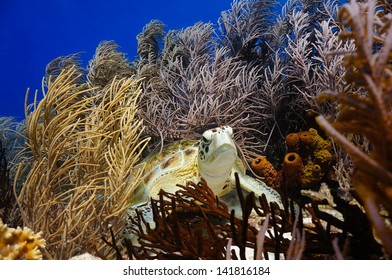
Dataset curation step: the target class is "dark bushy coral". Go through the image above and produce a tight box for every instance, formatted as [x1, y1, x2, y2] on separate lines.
[123, 175, 293, 260]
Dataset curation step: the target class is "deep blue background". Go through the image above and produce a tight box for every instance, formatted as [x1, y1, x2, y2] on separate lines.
[1, 0, 289, 120]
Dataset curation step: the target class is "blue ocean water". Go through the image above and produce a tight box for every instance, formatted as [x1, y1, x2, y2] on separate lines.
[1, 0, 239, 120]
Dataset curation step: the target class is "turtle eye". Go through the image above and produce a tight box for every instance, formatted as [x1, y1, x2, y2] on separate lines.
[226, 126, 233, 137]
[202, 130, 213, 143]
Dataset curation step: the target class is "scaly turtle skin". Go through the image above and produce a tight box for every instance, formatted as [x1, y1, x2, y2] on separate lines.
[130, 126, 282, 209]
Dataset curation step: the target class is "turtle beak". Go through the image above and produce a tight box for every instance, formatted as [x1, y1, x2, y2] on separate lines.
[215, 144, 237, 155]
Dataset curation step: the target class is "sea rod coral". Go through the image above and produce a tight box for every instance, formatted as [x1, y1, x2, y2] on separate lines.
[14, 63, 149, 259]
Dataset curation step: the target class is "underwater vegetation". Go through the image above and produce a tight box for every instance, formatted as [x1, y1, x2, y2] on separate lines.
[0, 0, 391, 259]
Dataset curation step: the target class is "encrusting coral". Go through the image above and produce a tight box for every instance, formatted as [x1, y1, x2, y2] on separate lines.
[0, 219, 46, 260]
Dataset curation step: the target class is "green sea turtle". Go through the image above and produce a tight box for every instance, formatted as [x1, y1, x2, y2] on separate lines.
[129, 126, 282, 210]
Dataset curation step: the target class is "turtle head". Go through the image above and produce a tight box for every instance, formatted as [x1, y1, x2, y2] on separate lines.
[198, 126, 237, 195]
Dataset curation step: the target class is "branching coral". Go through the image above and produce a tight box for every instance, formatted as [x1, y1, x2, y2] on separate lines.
[316, 0, 392, 257]
[0, 219, 46, 260]
[106, 171, 383, 259]
[136, 19, 269, 157]
[285, 0, 354, 116]
[87, 41, 135, 89]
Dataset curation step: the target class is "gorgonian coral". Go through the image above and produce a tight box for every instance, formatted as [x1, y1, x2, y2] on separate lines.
[133, 0, 350, 161]
[14, 63, 149, 259]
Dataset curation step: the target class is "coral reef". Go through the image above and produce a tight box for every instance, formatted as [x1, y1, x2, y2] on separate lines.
[102, 173, 383, 260]
[316, 0, 392, 257]
[131, 0, 350, 160]
[110, 175, 294, 260]
[2, 0, 391, 260]
[0, 219, 46, 260]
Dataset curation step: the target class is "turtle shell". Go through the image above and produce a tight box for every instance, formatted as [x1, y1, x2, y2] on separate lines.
[131, 139, 200, 205]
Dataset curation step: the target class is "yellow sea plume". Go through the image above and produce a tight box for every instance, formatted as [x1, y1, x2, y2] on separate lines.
[0, 219, 46, 260]
[14, 64, 149, 259]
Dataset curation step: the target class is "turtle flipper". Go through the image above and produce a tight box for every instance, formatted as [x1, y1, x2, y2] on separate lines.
[234, 172, 283, 208]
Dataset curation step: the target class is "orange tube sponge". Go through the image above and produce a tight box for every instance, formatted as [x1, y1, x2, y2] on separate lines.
[282, 152, 304, 189]
[250, 156, 278, 188]
[297, 130, 314, 158]
[285, 133, 300, 153]
[0, 219, 46, 260]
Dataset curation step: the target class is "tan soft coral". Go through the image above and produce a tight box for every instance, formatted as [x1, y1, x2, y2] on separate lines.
[0, 219, 46, 260]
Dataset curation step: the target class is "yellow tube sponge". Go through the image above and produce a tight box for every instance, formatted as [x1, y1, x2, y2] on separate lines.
[300, 162, 323, 189]
[0, 220, 46, 260]
[283, 128, 333, 190]
[308, 128, 332, 166]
